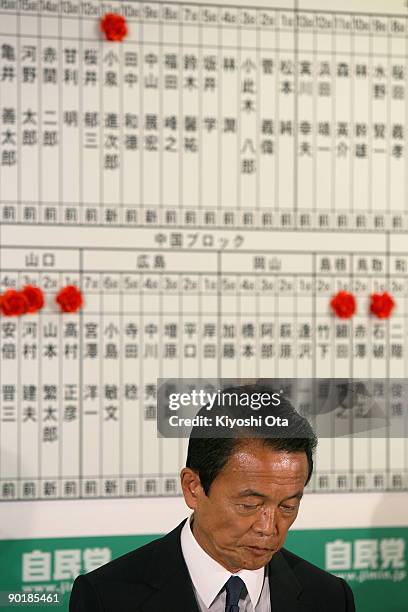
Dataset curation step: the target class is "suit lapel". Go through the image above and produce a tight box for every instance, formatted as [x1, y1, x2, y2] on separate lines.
[268, 550, 309, 612]
[139, 520, 200, 612]
[139, 571, 199, 612]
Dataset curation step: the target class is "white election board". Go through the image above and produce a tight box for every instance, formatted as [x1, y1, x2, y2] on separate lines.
[0, 0, 407, 512]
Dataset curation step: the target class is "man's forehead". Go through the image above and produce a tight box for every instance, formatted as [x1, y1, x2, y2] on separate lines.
[222, 442, 308, 477]
[230, 440, 307, 461]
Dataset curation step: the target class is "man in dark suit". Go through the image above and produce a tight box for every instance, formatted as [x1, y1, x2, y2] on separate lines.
[70, 384, 355, 611]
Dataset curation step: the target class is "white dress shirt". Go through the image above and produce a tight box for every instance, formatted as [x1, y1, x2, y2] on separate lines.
[180, 516, 271, 612]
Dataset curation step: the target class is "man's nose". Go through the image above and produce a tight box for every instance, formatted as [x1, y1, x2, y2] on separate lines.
[253, 507, 277, 537]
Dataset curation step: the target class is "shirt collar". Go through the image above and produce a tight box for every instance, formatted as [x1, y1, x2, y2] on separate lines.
[180, 514, 265, 608]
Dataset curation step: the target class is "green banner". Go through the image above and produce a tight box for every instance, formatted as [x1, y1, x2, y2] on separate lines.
[0, 527, 406, 611]
[285, 527, 407, 612]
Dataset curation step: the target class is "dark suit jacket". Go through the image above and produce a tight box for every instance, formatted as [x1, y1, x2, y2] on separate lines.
[69, 520, 355, 611]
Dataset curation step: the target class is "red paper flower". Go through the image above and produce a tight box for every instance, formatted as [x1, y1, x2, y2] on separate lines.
[21, 285, 45, 313]
[55, 285, 84, 313]
[330, 290, 356, 319]
[100, 13, 128, 41]
[0, 289, 29, 316]
[370, 292, 395, 319]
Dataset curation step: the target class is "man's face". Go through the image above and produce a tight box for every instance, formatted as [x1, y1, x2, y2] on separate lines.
[181, 442, 309, 572]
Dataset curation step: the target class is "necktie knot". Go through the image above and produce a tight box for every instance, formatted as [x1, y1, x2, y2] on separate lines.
[225, 575, 245, 612]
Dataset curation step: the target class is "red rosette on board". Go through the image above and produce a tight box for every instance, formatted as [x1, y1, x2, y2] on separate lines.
[369, 292, 395, 319]
[330, 290, 356, 319]
[100, 13, 128, 42]
[0, 289, 30, 316]
[21, 285, 45, 313]
[55, 285, 84, 313]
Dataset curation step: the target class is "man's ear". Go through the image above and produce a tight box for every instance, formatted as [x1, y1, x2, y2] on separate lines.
[180, 468, 204, 509]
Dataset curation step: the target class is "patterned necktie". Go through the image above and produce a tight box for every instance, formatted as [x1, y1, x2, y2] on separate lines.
[224, 575, 245, 612]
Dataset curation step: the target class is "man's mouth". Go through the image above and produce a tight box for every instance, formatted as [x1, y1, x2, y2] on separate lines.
[246, 545, 275, 555]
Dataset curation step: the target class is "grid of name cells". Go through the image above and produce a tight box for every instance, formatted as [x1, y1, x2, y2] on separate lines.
[0, 3, 407, 230]
[0, 246, 407, 499]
